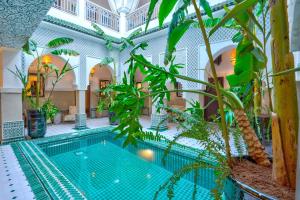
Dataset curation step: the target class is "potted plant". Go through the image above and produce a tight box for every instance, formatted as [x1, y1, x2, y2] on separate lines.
[11, 38, 79, 138]
[41, 100, 60, 124]
[92, 24, 142, 125]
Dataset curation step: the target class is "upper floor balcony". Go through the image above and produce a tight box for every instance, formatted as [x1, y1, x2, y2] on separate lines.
[53, 0, 120, 32]
[126, 1, 159, 31]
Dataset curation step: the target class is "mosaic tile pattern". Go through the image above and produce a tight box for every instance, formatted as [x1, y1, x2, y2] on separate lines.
[2, 121, 24, 143]
[150, 114, 168, 131]
[75, 114, 88, 130]
[44, 134, 214, 199]
[16, 141, 86, 199]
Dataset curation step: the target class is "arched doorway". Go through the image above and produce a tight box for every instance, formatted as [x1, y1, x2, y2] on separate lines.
[204, 47, 236, 120]
[27, 54, 77, 124]
[87, 64, 113, 118]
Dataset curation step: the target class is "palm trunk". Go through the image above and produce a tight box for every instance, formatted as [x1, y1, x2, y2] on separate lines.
[234, 109, 271, 166]
[269, 0, 299, 188]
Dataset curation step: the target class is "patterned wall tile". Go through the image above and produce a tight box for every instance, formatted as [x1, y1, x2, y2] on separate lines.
[2, 121, 24, 142]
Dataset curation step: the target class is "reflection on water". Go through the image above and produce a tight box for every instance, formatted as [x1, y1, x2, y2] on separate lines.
[138, 149, 154, 161]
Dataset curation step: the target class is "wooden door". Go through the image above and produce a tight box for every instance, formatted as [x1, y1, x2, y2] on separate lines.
[204, 77, 224, 121]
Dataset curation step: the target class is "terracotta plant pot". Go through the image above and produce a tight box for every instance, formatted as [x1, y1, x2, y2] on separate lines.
[27, 109, 47, 138]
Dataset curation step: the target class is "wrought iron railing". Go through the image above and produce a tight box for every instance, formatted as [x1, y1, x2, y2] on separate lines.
[53, 0, 78, 15]
[86, 1, 120, 32]
[127, 2, 160, 31]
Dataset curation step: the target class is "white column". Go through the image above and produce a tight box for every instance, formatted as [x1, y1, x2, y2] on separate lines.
[0, 48, 24, 143]
[75, 89, 87, 129]
[119, 12, 127, 36]
[78, 0, 86, 19]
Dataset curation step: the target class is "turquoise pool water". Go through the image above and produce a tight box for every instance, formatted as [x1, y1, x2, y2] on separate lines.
[40, 133, 214, 200]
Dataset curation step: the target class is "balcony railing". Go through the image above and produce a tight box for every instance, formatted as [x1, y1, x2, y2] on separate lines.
[53, 0, 78, 15]
[127, 2, 160, 31]
[86, 1, 120, 32]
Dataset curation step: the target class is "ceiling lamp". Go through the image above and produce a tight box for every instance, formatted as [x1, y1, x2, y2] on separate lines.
[42, 55, 51, 65]
[112, 0, 135, 14]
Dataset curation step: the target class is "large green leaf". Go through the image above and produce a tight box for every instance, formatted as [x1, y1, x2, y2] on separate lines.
[51, 49, 79, 56]
[209, 0, 259, 37]
[200, 0, 212, 18]
[226, 69, 253, 87]
[232, 32, 244, 43]
[145, 0, 160, 31]
[247, 10, 263, 33]
[22, 39, 37, 55]
[165, 20, 194, 65]
[47, 37, 74, 48]
[158, 0, 178, 27]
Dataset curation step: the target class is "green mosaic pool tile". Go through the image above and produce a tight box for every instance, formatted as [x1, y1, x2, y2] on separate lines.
[17, 141, 86, 200]
[49, 139, 214, 200]
[11, 143, 51, 200]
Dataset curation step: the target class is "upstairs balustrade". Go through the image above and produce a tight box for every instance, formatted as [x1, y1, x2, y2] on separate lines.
[86, 1, 120, 32]
[127, 2, 160, 31]
[53, 0, 78, 15]
[52, 0, 160, 32]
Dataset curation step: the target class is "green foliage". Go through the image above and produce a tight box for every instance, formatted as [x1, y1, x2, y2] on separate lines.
[209, 0, 259, 37]
[199, 0, 213, 18]
[165, 19, 195, 65]
[41, 100, 59, 122]
[100, 57, 114, 65]
[23, 40, 37, 55]
[17, 37, 79, 109]
[47, 37, 74, 48]
[119, 28, 142, 52]
[158, 0, 178, 27]
[226, 37, 266, 87]
[51, 49, 79, 56]
[164, 0, 191, 65]
[145, 0, 160, 30]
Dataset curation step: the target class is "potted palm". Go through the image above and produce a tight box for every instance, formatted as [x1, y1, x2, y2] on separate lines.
[11, 38, 78, 138]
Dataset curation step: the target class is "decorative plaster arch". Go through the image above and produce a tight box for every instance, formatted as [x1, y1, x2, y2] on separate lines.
[24, 52, 79, 89]
[198, 40, 237, 90]
[85, 55, 114, 89]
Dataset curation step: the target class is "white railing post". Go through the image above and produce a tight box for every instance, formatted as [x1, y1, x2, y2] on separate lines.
[78, 0, 85, 19]
[119, 12, 127, 35]
[126, 1, 160, 31]
[85, 0, 120, 31]
[53, 0, 79, 15]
